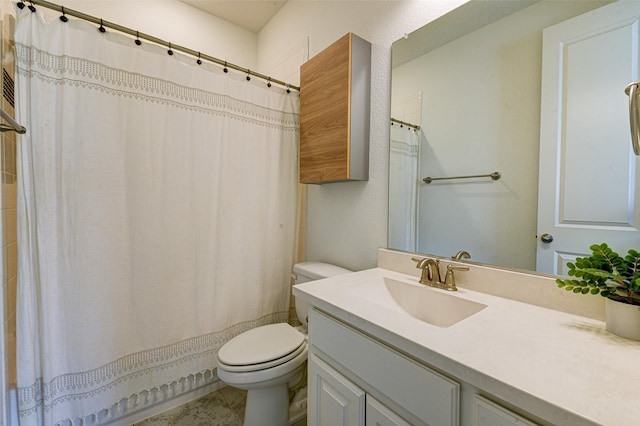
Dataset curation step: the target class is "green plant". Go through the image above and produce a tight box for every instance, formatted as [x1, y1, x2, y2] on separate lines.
[556, 243, 640, 305]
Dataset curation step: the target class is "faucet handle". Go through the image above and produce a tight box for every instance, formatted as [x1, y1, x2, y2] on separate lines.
[443, 264, 469, 291]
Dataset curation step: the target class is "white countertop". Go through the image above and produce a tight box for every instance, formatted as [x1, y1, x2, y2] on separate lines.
[294, 267, 640, 426]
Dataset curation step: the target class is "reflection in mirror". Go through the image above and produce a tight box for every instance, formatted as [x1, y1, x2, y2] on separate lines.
[389, 120, 420, 252]
[389, 0, 620, 273]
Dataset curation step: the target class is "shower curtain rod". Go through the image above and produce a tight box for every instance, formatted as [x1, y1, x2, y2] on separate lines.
[20, 0, 301, 92]
[391, 117, 420, 131]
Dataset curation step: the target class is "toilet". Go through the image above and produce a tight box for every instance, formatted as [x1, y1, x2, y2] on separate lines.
[216, 262, 351, 426]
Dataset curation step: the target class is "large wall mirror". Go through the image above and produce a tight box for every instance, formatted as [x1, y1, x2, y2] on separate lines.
[389, 0, 640, 274]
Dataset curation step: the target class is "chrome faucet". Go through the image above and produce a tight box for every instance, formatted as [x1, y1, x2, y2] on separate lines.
[412, 257, 469, 291]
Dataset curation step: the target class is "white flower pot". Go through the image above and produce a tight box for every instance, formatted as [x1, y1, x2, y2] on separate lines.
[605, 297, 640, 341]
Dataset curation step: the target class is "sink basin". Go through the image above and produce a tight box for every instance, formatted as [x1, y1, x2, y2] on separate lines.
[346, 276, 487, 327]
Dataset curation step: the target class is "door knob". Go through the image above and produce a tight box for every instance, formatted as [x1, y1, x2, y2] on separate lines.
[540, 233, 554, 243]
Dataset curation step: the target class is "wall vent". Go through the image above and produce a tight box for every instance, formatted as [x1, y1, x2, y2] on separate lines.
[2, 67, 14, 108]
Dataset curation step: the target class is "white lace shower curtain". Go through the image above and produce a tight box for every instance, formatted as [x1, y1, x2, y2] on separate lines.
[14, 7, 298, 426]
[388, 125, 419, 252]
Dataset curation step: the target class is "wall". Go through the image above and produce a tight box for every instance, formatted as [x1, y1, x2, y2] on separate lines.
[258, 0, 467, 272]
[30, 0, 259, 70]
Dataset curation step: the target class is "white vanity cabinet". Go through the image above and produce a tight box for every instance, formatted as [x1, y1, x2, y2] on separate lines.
[308, 308, 460, 426]
[295, 259, 640, 425]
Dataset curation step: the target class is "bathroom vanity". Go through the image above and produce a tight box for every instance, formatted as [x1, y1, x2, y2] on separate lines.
[293, 249, 640, 426]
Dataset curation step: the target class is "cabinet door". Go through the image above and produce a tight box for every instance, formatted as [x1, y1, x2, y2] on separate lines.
[366, 396, 411, 426]
[473, 395, 538, 426]
[299, 32, 370, 184]
[308, 353, 365, 426]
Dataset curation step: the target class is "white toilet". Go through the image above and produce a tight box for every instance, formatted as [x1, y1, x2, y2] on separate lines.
[216, 262, 351, 426]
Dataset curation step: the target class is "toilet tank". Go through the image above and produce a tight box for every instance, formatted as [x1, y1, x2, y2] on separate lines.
[293, 262, 351, 326]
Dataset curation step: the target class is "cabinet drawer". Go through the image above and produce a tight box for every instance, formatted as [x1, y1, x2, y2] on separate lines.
[310, 309, 459, 426]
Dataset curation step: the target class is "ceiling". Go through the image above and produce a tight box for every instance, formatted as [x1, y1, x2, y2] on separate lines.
[181, 0, 288, 33]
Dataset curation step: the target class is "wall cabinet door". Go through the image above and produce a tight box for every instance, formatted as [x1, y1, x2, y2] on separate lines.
[299, 32, 371, 184]
[365, 396, 411, 426]
[473, 395, 538, 426]
[308, 352, 365, 426]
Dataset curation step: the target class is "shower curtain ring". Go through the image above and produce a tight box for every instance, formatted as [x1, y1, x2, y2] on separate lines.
[27, 1, 36, 12]
[267, 77, 272, 88]
[197, 52, 202, 65]
[135, 31, 142, 46]
[223, 62, 228, 73]
[246, 70, 251, 81]
[286, 84, 291, 94]
[59, 6, 68, 22]
[98, 19, 106, 33]
[167, 42, 174, 56]
[17, 1, 25, 9]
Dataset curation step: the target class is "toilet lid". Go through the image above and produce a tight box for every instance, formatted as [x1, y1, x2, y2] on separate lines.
[218, 323, 305, 366]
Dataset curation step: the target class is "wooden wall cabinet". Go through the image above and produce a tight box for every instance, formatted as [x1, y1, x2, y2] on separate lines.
[300, 32, 371, 184]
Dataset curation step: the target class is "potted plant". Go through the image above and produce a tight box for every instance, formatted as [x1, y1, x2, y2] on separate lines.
[556, 243, 640, 340]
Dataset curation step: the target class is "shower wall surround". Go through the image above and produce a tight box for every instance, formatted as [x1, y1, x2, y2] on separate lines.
[0, 13, 17, 426]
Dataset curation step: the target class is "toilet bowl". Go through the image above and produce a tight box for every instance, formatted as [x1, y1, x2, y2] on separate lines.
[216, 262, 351, 426]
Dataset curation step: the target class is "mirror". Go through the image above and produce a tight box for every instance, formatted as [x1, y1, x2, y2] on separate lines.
[389, 0, 614, 272]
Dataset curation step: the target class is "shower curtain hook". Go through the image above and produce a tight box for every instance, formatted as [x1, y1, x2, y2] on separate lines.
[59, 6, 68, 22]
[98, 19, 106, 33]
[167, 42, 174, 56]
[246, 70, 251, 81]
[286, 84, 291, 94]
[223, 62, 228, 73]
[196, 52, 202, 65]
[267, 77, 272, 88]
[135, 31, 141, 46]
[17, 1, 25, 9]
[27, 1, 36, 12]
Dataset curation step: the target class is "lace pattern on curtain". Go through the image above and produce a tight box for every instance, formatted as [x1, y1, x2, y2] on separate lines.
[15, 44, 299, 132]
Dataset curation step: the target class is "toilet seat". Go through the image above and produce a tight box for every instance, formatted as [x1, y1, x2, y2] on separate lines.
[217, 323, 306, 372]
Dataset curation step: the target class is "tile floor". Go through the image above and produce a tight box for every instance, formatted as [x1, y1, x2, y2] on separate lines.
[132, 386, 307, 426]
[133, 386, 247, 426]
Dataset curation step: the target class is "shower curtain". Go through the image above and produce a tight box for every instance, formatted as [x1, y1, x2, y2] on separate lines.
[388, 125, 419, 252]
[14, 7, 298, 426]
